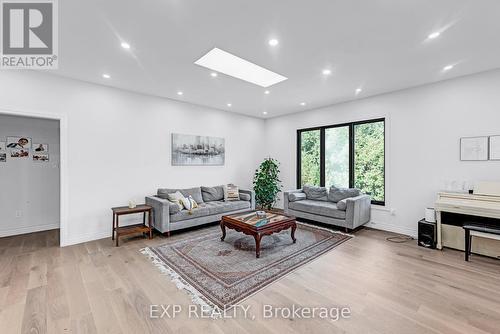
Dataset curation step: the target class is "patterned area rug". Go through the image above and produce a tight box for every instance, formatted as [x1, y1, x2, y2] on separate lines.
[142, 223, 351, 309]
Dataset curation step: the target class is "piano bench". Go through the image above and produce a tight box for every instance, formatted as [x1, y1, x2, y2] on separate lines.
[463, 223, 500, 261]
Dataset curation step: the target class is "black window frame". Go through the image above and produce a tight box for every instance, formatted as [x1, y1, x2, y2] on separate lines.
[297, 118, 385, 206]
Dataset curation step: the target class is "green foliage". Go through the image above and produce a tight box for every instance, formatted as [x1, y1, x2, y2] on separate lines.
[300, 130, 320, 186]
[253, 158, 282, 210]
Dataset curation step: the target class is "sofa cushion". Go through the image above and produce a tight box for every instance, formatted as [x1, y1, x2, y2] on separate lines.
[288, 200, 346, 219]
[200, 200, 250, 215]
[170, 206, 210, 222]
[303, 185, 328, 201]
[336, 198, 347, 211]
[165, 191, 185, 210]
[168, 202, 181, 214]
[328, 186, 360, 203]
[288, 192, 306, 202]
[201, 186, 225, 202]
[158, 187, 204, 204]
[239, 193, 251, 201]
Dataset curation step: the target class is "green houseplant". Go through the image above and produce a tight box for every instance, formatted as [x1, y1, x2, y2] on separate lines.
[253, 158, 282, 210]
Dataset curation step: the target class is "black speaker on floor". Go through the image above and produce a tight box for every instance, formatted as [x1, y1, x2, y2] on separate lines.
[418, 219, 436, 249]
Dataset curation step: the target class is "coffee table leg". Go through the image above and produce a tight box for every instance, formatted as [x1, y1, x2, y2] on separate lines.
[254, 234, 261, 258]
[291, 223, 297, 244]
[220, 221, 226, 241]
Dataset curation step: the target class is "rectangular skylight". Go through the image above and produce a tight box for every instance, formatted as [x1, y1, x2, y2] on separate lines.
[194, 48, 287, 88]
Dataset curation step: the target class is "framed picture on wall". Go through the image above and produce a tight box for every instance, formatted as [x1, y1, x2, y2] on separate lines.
[489, 135, 500, 160]
[460, 136, 488, 161]
[33, 143, 49, 152]
[33, 153, 49, 162]
[7, 136, 31, 159]
[0, 141, 6, 162]
[171, 133, 225, 166]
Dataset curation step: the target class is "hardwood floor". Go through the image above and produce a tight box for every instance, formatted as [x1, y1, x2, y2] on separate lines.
[1, 226, 499, 334]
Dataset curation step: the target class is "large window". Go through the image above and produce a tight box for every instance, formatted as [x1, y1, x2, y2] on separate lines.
[297, 118, 385, 205]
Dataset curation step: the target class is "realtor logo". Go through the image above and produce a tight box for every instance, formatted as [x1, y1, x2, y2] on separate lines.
[1, 0, 58, 69]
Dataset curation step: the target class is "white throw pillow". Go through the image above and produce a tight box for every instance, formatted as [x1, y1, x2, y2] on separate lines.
[166, 191, 185, 210]
[181, 195, 198, 213]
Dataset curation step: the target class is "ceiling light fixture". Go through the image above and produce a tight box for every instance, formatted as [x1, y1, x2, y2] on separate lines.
[300, 102, 306, 106]
[262, 111, 268, 115]
[177, 91, 183, 96]
[427, 31, 441, 39]
[264, 90, 270, 95]
[322, 69, 332, 75]
[102, 73, 111, 79]
[121, 42, 131, 49]
[443, 64, 454, 71]
[210, 72, 218, 77]
[227, 103, 232, 107]
[355, 88, 362, 95]
[194, 48, 287, 87]
[268, 39, 279, 46]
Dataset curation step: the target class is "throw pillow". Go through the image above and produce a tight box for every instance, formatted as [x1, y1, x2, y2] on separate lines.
[289, 192, 306, 202]
[168, 201, 181, 214]
[328, 186, 361, 203]
[158, 187, 204, 204]
[225, 184, 240, 201]
[303, 185, 328, 201]
[201, 185, 225, 202]
[239, 192, 251, 201]
[166, 191, 185, 210]
[336, 198, 348, 211]
[180, 195, 198, 214]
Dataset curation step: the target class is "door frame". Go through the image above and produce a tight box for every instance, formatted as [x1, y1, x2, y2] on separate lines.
[0, 108, 68, 246]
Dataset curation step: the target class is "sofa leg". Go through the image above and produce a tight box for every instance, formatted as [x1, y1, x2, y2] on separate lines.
[166, 231, 171, 237]
[345, 227, 349, 233]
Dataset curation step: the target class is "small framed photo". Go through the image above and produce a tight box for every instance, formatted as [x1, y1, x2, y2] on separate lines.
[489, 136, 500, 161]
[33, 143, 49, 153]
[0, 142, 6, 162]
[0, 153, 6, 163]
[460, 136, 488, 161]
[33, 153, 49, 162]
[7, 136, 31, 159]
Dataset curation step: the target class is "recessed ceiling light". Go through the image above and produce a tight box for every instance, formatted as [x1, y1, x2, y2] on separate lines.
[102, 73, 111, 79]
[194, 48, 287, 88]
[210, 72, 218, 77]
[443, 64, 454, 71]
[268, 39, 279, 46]
[177, 91, 183, 96]
[227, 103, 232, 107]
[121, 42, 130, 49]
[262, 111, 268, 115]
[355, 88, 362, 95]
[427, 32, 441, 39]
[322, 69, 332, 75]
[300, 102, 306, 106]
[264, 90, 270, 95]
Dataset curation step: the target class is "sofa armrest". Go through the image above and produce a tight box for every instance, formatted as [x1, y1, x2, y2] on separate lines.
[283, 189, 304, 213]
[345, 195, 371, 229]
[145, 196, 171, 233]
[239, 189, 255, 210]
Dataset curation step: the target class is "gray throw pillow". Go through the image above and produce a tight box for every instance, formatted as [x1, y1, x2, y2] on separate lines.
[289, 192, 306, 202]
[239, 193, 251, 201]
[328, 186, 360, 203]
[336, 198, 348, 211]
[158, 187, 204, 204]
[303, 185, 328, 201]
[201, 185, 225, 202]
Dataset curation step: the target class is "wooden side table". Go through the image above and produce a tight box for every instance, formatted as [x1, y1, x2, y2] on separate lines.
[111, 205, 153, 246]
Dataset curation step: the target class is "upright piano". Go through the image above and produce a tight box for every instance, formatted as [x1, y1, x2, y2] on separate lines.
[435, 183, 500, 258]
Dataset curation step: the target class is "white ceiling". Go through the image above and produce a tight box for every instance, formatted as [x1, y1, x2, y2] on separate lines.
[55, 0, 500, 118]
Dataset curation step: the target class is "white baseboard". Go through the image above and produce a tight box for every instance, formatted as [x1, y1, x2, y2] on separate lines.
[0, 223, 60, 238]
[62, 229, 110, 247]
[366, 220, 417, 238]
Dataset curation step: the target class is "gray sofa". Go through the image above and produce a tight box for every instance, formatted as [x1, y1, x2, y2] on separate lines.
[146, 186, 255, 235]
[284, 185, 371, 231]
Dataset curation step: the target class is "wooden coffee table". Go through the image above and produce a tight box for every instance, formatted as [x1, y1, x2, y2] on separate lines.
[220, 211, 297, 258]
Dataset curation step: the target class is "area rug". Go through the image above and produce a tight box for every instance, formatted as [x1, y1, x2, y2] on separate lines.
[141, 223, 351, 309]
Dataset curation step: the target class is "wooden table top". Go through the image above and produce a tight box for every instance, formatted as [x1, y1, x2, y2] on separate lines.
[222, 210, 295, 230]
[111, 204, 152, 215]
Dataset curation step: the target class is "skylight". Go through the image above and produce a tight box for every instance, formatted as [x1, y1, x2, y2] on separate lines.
[194, 48, 287, 88]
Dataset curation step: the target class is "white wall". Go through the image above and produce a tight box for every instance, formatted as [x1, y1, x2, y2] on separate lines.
[265, 70, 500, 236]
[0, 115, 60, 237]
[0, 71, 266, 245]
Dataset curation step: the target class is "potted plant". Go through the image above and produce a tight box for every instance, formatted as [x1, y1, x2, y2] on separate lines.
[253, 158, 282, 210]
